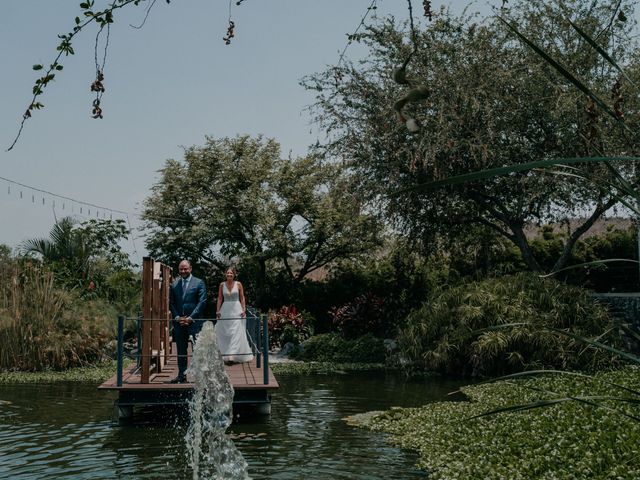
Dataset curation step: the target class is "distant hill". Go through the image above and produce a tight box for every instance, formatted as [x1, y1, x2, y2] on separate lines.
[525, 217, 635, 240]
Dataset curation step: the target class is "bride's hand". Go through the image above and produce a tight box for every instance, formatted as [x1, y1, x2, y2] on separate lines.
[216, 312, 221, 319]
[240, 311, 246, 318]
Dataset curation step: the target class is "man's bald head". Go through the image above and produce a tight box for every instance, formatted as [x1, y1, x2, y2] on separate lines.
[178, 260, 192, 278]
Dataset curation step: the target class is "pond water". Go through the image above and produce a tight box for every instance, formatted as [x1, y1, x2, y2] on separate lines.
[0, 371, 464, 479]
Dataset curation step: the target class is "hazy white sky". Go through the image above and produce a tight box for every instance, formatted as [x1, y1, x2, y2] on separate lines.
[0, 1, 495, 264]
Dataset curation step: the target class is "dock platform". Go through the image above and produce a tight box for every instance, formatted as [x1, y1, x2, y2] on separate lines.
[99, 347, 278, 417]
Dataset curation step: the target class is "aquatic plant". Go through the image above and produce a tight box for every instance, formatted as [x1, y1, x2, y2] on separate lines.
[358, 367, 640, 479]
[271, 361, 386, 376]
[0, 360, 131, 384]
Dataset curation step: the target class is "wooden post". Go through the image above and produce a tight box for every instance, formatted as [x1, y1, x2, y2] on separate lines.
[141, 257, 153, 383]
[152, 276, 162, 372]
[161, 264, 171, 365]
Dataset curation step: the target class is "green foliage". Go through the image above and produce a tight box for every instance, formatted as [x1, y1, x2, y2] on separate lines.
[531, 224, 639, 292]
[20, 217, 139, 311]
[445, 224, 639, 292]
[0, 244, 12, 261]
[0, 259, 116, 371]
[143, 134, 381, 307]
[305, 0, 640, 272]
[0, 360, 131, 384]
[268, 305, 312, 348]
[294, 333, 386, 364]
[360, 368, 640, 479]
[330, 293, 387, 339]
[271, 361, 385, 376]
[295, 239, 445, 334]
[398, 273, 619, 377]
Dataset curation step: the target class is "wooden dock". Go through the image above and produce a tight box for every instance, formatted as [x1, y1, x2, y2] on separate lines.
[99, 345, 278, 418]
[99, 350, 279, 391]
[98, 258, 278, 419]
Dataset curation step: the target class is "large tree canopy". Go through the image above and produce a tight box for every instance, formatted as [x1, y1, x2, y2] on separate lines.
[143, 134, 381, 305]
[304, 0, 640, 272]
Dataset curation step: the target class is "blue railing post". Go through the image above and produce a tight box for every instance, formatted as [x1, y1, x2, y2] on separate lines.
[255, 310, 261, 369]
[262, 314, 269, 385]
[117, 315, 124, 387]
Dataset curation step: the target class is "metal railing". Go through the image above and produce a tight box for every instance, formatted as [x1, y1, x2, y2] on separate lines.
[116, 310, 270, 387]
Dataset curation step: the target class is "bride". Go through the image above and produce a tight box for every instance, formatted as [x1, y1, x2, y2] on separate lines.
[215, 267, 254, 364]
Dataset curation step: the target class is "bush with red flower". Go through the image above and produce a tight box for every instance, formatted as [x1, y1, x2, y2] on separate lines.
[268, 305, 312, 349]
[330, 293, 388, 340]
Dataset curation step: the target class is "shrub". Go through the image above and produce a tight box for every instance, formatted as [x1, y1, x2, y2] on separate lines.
[330, 293, 387, 339]
[398, 272, 620, 377]
[0, 259, 115, 371]
[295, 333, 386, 363]
[268, 305, 312, 349]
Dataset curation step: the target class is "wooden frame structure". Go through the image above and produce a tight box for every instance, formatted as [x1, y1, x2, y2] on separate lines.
[140, 257, 172, 383]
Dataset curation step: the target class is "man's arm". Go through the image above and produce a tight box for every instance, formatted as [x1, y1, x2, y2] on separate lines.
[189, 279, 207, 319]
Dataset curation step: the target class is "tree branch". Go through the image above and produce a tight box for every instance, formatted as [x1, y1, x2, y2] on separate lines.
[551, 197, 618, 272]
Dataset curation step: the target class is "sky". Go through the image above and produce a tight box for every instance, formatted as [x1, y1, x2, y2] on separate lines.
[0, 1, 495, 265]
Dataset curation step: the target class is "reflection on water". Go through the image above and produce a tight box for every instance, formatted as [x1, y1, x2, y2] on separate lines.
[0, 372, 463, 479]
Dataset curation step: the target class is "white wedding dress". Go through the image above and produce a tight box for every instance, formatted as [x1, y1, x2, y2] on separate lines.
[216, 281, 254, 363]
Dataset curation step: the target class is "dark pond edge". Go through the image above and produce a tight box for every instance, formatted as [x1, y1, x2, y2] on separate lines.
[0, 360, 129, 384]
[0, 360, 400, 384]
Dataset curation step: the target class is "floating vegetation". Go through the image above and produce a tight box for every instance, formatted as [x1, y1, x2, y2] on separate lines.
[271, 361, 387, 376]
[0, 360, 131, 384]
[357, 367, 640, 479]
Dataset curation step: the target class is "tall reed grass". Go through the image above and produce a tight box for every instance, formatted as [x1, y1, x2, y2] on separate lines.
[0, 260, 114, 371]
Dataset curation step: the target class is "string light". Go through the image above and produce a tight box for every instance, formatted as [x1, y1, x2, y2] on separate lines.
[2, 174, 194, 224]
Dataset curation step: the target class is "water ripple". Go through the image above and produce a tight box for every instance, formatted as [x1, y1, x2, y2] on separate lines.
[0, 372, 461, 479]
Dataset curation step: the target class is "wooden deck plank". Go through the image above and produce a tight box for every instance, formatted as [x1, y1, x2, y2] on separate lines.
[99, 353, 279, 391]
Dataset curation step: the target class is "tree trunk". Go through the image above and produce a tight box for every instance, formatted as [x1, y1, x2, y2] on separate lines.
[511, 224, 542, 272]
[551, 199, 617, 273]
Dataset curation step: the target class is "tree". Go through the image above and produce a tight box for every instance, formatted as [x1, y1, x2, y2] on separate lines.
[21, 217, 92, 280]
[142, 134, 381, 306]
[21, 216, 133, 294]
[304, 0, 640, 272]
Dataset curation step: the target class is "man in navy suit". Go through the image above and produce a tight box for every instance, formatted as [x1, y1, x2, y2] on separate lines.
[169, 259, 207, 383]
